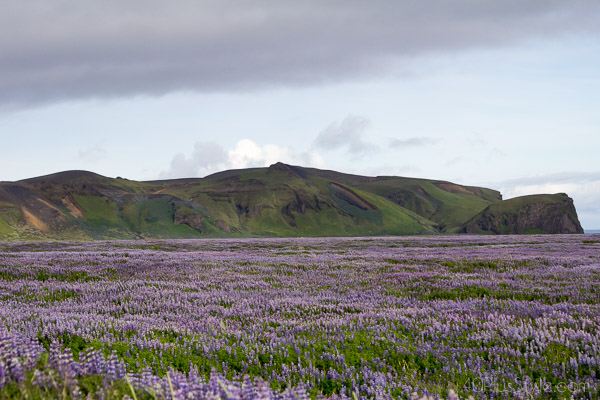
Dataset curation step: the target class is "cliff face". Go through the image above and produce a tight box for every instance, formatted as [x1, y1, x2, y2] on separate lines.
[461, 193, 584, 234]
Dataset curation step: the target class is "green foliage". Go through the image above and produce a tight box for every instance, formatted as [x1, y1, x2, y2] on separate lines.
[73, 194, 121, 227]
[34, 269, 97, 282]
[424, 286, 492, 301]
[543, 342, 573, 365]
[0, 372, 151, 400]
[0, 216, 15, 236]
[351, 179, 498, 232]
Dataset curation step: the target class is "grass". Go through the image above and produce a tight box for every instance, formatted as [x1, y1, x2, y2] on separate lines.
[352, 178, 497, 232]
[73, 194, 121, 227]
[0, 216, 15, 237]
[119, 197, 199, 237]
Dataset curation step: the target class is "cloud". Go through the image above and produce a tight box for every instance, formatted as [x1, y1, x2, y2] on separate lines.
[389, 137, 437, 148]
[314, 115, 377, 156]
[501, 172, 600, 187]
[489, 148, 507, 159]
[77, 145, 106, 160]
[356, 164, 422, 178]
[165, 141, 228, 178]
[2, 1, 599, 107]
[161, 139, 324, 179]
[228, 139, 296, 169]
[445, 157, 463, 167]
[498, 172, 600, 229]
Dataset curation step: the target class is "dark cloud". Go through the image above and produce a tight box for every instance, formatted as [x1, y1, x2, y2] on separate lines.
[1, 0, 599, 107]
[314, 116, 377, 156]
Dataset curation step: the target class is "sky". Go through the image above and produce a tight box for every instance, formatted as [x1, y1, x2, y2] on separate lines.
[1, 1, 599, 229]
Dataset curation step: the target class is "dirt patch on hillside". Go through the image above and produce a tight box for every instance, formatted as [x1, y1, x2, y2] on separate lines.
[329, 183, 377, 210]
[174, 210, 205, 231]
[438, 183, 475, 195]
[37, 198, 62, 213]
[214, 220, 231, 233]
[22, 208, 49, 232]
[62, 196, 83, 218]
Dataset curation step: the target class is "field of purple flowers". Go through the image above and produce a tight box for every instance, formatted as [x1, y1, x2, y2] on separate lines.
[1, 235, 599, 399]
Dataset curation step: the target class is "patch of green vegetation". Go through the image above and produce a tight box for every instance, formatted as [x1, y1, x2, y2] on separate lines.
[112, 177, 158, 194]
[424, 286, 492, 301]
[0, 207, 21, 238]
[421, 284, 574, 304]
[34, 269, 98, 282]
[0, 369, 151, 400]
[523, 227, 548, 234]
[441, 260, 503, 273]
[40, 288, 81, 303]
[73, 194, 121, 227]
[543, 342, 573, 365]
[5, 287, 82, 303]
[0, 216, 16, 236]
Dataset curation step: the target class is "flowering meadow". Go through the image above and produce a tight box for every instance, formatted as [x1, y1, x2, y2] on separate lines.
[1, 235, 599, 399]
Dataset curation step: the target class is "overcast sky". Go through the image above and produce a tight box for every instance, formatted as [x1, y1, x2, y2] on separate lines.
[1, 1, 599, 229]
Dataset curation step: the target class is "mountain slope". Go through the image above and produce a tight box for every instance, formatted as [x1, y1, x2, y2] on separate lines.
[0, 163, 583, 240]
[296, 167, 502, 232]
[155, 162, 437, 237]
[460, 193, 584, 234]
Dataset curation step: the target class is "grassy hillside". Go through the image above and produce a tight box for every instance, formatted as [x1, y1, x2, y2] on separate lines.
[0, 163, 583, 240]
[162, 163, 437, 236]
[461, 193, 584, 234]
[304, 167, 501, 231]
[348, 178, 501, 232]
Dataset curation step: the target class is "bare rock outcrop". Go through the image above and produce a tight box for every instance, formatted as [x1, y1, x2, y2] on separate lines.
[173, 209, 205, 231]
[461, 193, 583, 234]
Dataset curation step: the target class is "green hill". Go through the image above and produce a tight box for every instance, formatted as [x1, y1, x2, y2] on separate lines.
[0, 163, 583, 240]
[460, 193, 583, 234]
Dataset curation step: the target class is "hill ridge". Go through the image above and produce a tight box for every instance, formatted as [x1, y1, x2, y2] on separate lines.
[0, 163, 583, 240]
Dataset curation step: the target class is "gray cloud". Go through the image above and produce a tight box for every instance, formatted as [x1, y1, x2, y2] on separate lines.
[2, 1, 599, 107]
[314, 116, 377, 156]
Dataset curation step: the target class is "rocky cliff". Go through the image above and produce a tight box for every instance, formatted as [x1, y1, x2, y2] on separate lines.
[461, 193, 583, 234]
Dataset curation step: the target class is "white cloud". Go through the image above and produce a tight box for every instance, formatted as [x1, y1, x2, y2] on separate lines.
[499, 172, 600, 229]
[77, 145, 106, 160]
[163, 141, 228, 178]
[162, 139, 325, 179]
[228, 139, 294, 169]
[389, 137, 437, 148]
